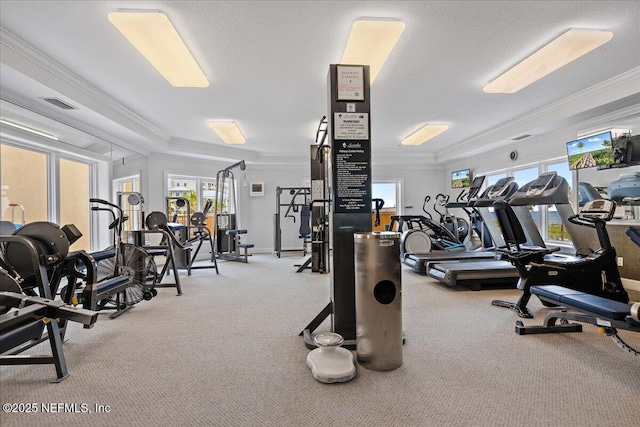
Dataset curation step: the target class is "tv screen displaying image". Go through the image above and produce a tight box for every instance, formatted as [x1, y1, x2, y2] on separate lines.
[451, 168, 471, 188]
[566, 131, 614, 170]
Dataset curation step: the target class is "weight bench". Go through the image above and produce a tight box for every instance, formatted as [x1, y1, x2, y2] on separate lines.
[515, 285, 640, 354]
[221, 229, 254, 263]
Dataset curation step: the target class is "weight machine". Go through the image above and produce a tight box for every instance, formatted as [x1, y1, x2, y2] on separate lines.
[274, 186, 311, 258]
[296, 119, 331, 274]
[213, 160, 254, 262]
[0, 221, 98, 382]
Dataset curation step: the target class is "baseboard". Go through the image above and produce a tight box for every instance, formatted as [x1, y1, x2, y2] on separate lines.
[622, 277, 640, 292]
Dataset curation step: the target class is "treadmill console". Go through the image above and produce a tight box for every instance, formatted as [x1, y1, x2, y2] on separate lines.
[525, 172, 557, 196]
[579, 199, 616, 221]
[487, 177, 514, 199]
[467, 176, 486, 200]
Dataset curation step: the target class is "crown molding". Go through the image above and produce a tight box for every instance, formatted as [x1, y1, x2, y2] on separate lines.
[0, 27, 169, 144]
[437, 66, 640, 163]
[1, 94, 150, 157]
[0, 127, 111, 163]
[168, 137, 261, 163]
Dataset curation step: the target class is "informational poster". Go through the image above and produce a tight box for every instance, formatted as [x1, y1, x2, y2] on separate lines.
[333, 140, 371, 213]
[336, 65, 364, 101]
[334, 113, 369, 140]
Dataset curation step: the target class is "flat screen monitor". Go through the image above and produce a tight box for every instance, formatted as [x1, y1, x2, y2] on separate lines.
[451, 168, 471, 188]
[566, 131, 613, 170]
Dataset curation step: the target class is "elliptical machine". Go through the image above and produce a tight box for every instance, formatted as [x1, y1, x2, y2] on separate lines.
[389, 195, 466, 255]
[491, 194, 629, 318]
[434, 193, 469, 244]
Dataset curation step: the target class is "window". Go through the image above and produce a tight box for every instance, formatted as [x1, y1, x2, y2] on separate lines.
[486, 173, 506, 188]
[59, 158, 91, 250]
[372, 181, 398, 231]
[479, 159, 577, 245]
[2, 142, 98, 250]
[113, 175, 141, 232]
[167, 174, 229, 233]
[546, 161, 573, 243]
[513, 166, 541, 229]
[1, 144, 49, 224]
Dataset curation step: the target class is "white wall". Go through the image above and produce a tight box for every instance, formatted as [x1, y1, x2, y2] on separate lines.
[374, 165, 445, 217]
[444, 130, 573, 180]
[112, 152, 449, 253]
[112, 155, 149, 200]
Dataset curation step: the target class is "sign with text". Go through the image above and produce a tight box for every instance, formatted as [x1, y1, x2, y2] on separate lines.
[334, 113, 369, 140]
[333, 141, 371, 214]
[336, 65, 364, 101]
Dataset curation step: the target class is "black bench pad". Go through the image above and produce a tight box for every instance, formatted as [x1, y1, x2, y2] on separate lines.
[531, 285, 632, 321]
[147, 249, 167, 256]
[96, 275, 129, 294]
[92, 250, 116, 262]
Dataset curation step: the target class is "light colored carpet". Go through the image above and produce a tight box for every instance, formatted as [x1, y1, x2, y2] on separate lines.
[1, 254, 639, 427]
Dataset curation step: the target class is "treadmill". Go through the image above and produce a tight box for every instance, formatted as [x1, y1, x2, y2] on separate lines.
[402, 176, 518, 273]
[427, 173, 565, 290]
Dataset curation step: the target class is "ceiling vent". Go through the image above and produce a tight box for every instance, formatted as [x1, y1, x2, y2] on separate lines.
[511, 134, 531, 141]
[41, 97, 77, 110]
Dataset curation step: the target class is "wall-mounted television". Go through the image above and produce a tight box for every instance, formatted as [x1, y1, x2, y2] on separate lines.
[451, 168, 471, 188]
[566, 131, 613, 170]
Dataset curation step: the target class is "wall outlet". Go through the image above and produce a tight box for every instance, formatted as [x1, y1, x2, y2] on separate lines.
[617, 257, 624, 267]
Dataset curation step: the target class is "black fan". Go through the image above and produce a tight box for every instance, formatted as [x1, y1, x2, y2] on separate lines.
[98, 244, 158, 305]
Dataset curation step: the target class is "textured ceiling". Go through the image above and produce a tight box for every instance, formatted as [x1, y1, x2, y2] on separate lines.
[1, 1, 640, 165]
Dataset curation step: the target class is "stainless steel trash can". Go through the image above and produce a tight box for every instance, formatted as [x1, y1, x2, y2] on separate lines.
[354, 231, 402, 371]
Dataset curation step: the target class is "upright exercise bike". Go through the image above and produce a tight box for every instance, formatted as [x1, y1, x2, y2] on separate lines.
[491, 198, 629, 318]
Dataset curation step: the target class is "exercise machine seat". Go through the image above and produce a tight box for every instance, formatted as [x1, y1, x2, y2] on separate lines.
[531, 285, 580, 301]
[626, 226, 640, 246]
[300, 205, 311, 237]
[531, 285, 633, 321]
[92, 250, 116, 262]
[146, 248, 167, 257]
[93, 275, 130, 294]
[540, 253, 594, 267]
[0, 221, 17, 236]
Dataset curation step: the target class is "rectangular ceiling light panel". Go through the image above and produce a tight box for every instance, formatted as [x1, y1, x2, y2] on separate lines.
[483, 29, 613, 94]
[108, 11, 209, 88]
[341, 19, 405, 84]
[401, 124, 448, 146]
[209, 122, 246, 145]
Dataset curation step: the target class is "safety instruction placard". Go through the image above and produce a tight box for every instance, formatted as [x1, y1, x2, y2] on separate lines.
[337, 65, 364, 101]
[334, 113, 369, 140]
[332, 140, 371, 213]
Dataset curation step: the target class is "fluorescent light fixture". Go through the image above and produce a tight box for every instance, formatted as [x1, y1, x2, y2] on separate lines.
[483, 29, 613, 94]
[0, 119, 59, 141]
[108, 10, 209, 88]
[401, 124, 448, 146]
[341, 19, 405, 84]
[209, 122, 246, 145]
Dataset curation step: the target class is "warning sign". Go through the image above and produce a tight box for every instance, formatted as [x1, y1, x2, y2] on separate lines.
[334, 113, 369, 140]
